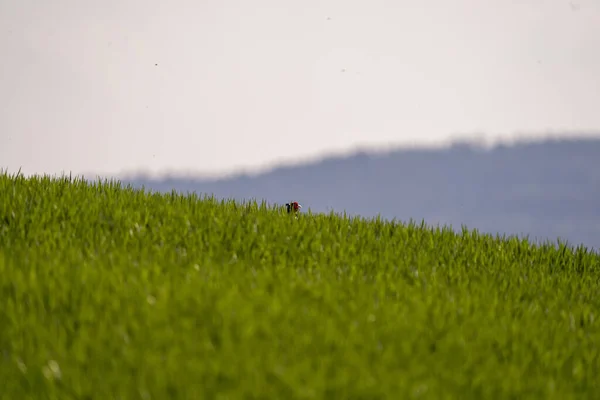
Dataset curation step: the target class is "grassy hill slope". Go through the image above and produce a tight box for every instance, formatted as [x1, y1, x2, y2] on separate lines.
[1, 172, 600, 399]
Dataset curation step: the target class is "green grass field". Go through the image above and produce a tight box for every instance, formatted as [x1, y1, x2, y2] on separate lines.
[1, 172, 599, 399]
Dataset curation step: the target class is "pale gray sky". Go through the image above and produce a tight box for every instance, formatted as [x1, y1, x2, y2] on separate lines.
[1, 0, 599, 178]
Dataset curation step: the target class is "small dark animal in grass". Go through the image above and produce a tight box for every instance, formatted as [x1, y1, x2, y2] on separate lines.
[285, 201, 302, 214]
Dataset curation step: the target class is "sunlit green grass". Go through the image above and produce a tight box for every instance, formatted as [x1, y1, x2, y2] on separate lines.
[1, 171, 599, 399]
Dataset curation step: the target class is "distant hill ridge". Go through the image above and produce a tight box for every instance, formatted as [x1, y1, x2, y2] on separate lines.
[121, 136, 600, 250]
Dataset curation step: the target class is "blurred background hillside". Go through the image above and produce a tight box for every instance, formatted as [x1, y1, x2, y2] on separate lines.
[123, 137, 600, 251]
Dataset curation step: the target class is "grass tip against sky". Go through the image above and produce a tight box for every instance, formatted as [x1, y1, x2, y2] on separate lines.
[1, 171, 600, 398]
